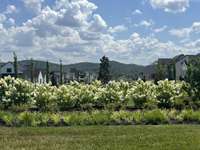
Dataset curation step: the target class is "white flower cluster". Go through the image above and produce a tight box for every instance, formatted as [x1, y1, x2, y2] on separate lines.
[0, 77, 190, 110]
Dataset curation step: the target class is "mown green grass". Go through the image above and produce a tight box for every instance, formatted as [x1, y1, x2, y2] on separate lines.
[0, 125, 200, 150]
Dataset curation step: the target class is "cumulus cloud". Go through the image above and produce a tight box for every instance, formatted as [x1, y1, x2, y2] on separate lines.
[22, 0, 44, 14]
[89, 14, 107, 32]
[4, 5, 18, 14]
[169, 22, 200, 38]
[0, 0, 198, 65]
[108, 25, 127, 34]
[150, 0, 190, 13]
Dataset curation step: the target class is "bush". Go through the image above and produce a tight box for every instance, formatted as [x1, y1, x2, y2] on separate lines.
[34, 85, 57, 111]
[49, 114, 61, 126]
[91, 111, 110, 125]
[0, 77, 195, 111]
[180, 110, 200, 123]
[156, 80, 188, 109]
[127, 80, 157, 109]
[0, 77, 34, 109]
[68, 112, 92, 125]
[143, 109, 168, 124]
[110, 111, 133, 124]
[0, 111, 14, 126]
[17, 112, 37, 126]
[132, 111, 143, 124]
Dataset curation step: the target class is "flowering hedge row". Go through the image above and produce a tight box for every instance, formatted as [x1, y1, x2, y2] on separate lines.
[0, 109, 200, 126]
[0, 76, 196, 111]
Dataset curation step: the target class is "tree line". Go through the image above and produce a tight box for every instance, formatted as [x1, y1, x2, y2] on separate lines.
[11, 52, 200, 91]
[11, 53, 111, 85]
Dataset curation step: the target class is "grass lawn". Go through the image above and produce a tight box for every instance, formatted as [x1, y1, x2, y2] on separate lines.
[0, 125, 200, 150]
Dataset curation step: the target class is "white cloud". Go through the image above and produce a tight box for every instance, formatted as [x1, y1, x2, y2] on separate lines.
[169, 28, 190, 38]
[169, 22, 200, 38]
[132, 9, 143, 15]
[150, 0, 190, 13]
[108, 25, 127, 33]
[154, 25, 167, 33]
[135, 20, 154, 28]
[22, 0, 44, 14]
[0, 14, 7, 23]
[0, 0, 199, 65]
[7, 18, 16, 26]
[4, 5, 18, 14]
[56, 0, 97, 27]
[89, 14, 107, 32]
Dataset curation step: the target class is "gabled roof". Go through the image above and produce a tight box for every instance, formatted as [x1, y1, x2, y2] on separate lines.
[173, 54, 185, 62]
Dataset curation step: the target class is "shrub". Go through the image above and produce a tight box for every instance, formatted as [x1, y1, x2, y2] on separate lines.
[90, 111, 110, 125]
[0, 77, 34, 109]
[56, 85, 77, 110]
[156, 80, 188, 109]
[49, 114, 61, 126]
[180, 110, 200, 123]
[68, 112, 92, 125]
[110, 111, 133, 124]
[17, 112, 37, 126]
[143, 109, 168, 124]
[127, 80, 157, 109]
[132, 111, 143, 124]
[35, 113, 49, 126]
[34, 85, 57, 111]
[0, 112, 14, 126]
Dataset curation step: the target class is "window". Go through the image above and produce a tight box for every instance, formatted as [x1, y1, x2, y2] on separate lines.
[7, 68, 12, 73]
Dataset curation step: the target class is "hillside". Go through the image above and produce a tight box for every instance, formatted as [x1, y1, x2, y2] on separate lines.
[1, 60, 155, 80]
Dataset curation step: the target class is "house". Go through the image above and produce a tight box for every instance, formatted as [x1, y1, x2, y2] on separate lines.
[37, 71, 46, 84]
[156, 53, 200, 80]
[0, 62, 23, 78]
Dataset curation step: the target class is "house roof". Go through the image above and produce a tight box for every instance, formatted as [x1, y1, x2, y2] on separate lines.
[158, 58, 172, 65]
[0, 62, 23, 73]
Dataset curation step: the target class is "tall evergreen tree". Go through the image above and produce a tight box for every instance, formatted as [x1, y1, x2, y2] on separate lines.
[98, 56, 111, 84]
[46, 61, 50, 83]
[30, 58, 34, 82]
[59, 59, 63, 84]
[13, 52, 18, 78]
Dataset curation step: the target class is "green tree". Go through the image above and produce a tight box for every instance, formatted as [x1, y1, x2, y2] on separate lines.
[13, 52, 18, 78]
[155, 63, 165, 83]
[98, 56, 111, 84]
[186, 57, 200, 99]
[30, 58, 34, 82]
[46, 61, 50, 83]
[59, 59, 63, 85]
[167, 62, 176, 80]
[50, 72, 57, 86]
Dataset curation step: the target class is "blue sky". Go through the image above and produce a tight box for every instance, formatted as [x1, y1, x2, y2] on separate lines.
[0, 0, 200, 65]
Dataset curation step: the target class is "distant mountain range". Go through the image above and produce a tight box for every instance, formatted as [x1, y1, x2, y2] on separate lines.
[16, 60, 155, 80]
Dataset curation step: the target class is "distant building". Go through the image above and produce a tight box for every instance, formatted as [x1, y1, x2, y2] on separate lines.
[0, 62, 23, 78]
[37, 71, 46, 84]
[155, 54, 200, 80]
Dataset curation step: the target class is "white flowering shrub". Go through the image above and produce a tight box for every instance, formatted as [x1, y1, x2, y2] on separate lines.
[156, 80, 189, 109]
[0, 76, 34, 109]
[126, 80, 157, 109]
[34, 84, 57, 111]
[0, 77, 193, 111]
[95, 81, 130, 109]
